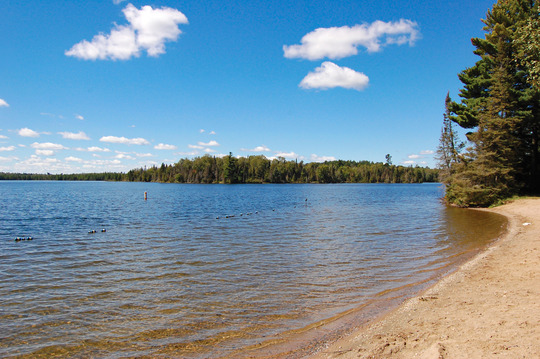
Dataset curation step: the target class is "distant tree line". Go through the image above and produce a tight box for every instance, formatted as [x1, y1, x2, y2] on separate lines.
[0, 154, 438, 184]
[125, 154, 438, 184]
[0, 172, 125, 181]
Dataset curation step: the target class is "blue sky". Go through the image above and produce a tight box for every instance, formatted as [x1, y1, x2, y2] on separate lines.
[0, 0, 495, 173]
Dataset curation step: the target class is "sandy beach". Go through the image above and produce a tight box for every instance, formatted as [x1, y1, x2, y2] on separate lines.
[308, 198, 540, 359]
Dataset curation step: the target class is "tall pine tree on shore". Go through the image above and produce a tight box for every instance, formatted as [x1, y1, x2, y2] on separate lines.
[441, 0, 540, 206]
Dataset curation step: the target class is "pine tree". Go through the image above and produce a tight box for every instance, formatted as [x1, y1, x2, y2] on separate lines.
[443, 0, 540, 206]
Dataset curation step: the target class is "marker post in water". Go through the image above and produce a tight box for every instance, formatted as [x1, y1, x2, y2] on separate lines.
[144, 191, 147, 200]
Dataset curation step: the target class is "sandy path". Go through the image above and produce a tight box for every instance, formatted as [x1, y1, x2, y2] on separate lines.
[310, 198, 540, 359]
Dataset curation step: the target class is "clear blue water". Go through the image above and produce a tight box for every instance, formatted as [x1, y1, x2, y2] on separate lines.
[0, 182, 506, 358]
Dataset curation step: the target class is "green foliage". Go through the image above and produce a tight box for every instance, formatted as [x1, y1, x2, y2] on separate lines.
[441, 0, 540, 207]
[0, 172, 125, 181]
[123, 154, 438, 184]
[0, 155, 438, 185]
[515, 3, 540, 89]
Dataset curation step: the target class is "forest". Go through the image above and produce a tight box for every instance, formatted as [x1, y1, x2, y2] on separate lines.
[0, 155, 438, 184]
[437, 0, 540, 207]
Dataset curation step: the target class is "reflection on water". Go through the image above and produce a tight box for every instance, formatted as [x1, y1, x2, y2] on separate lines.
[0, 182, 506, 358]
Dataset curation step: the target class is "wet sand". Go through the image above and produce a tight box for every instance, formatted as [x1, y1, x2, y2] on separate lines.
[310, 198, 540, 359]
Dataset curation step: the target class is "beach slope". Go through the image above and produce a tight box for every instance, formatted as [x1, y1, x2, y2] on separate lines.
[311, 198, 540, 359]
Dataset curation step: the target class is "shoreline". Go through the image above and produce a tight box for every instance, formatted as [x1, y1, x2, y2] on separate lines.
[306, 198, 540, 358]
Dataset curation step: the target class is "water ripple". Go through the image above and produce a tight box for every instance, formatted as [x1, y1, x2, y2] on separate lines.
[0, 182, 505, 358]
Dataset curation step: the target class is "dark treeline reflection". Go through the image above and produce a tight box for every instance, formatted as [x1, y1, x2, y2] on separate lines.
[0, 155, 438, 184]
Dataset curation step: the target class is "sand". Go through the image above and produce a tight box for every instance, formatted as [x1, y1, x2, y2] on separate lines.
[309, 198, 540, 359]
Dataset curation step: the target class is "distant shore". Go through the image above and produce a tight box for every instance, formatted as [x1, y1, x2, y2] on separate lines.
[309, 198, 540, 358]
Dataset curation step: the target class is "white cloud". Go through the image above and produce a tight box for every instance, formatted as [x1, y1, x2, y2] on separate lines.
[203, 148, 216, 153]
[283, 19, 420, 60]
[197, 140, 219, 146]
[176, 151, 199, 156]
[75, 114, 85, 120]
[113, 0, 126, 4]
[135, 152, 153, 157]
[100, 135, 150, 145]
[402, 160, 416, 165]
[154, 143, 177, 150]
[115, 153, 135, 160]
[0, 99, 9, 107]
[275, 151, 300, 159]
[58, 131, 90, 140]
[0, 135, 8, 139]
[300, 62, 369, 91]
[0, 156, 17, 162]
[408, 154, 421, 159]
[31, 142, 67, 150]
[420, 150, 434, 155]
[18, 127, 40, 137]
[87, 146, 111, 152]
[0, 146, 15, 152]
[209, 131, 216, 135]
[65, 156, 83, 162]
[66, 4, 188, 60]
[199, 129, 205, 133]
[188, 144, 204, 149]
[310, 154, 336, 162]
[240, 145, 271, 152]
[36, 150, 55, 156]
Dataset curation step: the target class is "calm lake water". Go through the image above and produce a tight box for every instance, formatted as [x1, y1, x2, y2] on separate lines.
[0, 182, 506, 358]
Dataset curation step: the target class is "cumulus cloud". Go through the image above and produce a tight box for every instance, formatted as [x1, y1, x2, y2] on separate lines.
[209, 131, 216, 135]
[66, 4, 188, 60]
[18, 128, 40, 138]
[0, 146, 15, 152]
[310, 154, 336, 162]
[176, 151, 199, 156]
[115, 153, 135, 160]
[65, 156, 83, 162]
[0, 99, 9, 107]
[197, 140, 219, 146]
[300, 62, 369, 91]
[407, 150, 434, 161]
[30, 142, 67, 150]
[136, 152, 153, 157]
[58, 131, 90, 140]
[284, 19, 419, 60]
[199, 129, 205, 133]
[36, 150, 55, 156]
[274, 151, 300, 160]
[240, 145, 271, 152]
[75, 114, 85, 120]
[0, 156, 17, 162]
[154, 143, 177, 150]
[188, 144, 203, 149]
[402, 160, 416, 165]
[100, 135, 150, 145]
[86, 146, 111, 152]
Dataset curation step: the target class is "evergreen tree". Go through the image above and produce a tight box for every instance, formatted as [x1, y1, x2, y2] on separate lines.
[223, 152, 238, 184]
[442, 0, 540, 206]
[515, 7, 540, 89]
[437, 93, 463, 172]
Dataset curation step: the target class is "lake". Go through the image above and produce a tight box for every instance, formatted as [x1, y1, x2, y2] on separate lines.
[0, 182, 506, 358]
